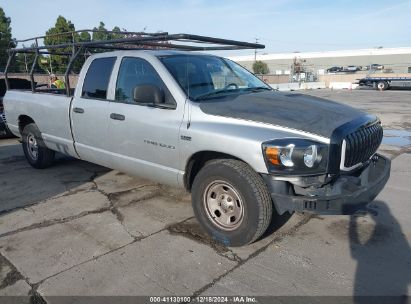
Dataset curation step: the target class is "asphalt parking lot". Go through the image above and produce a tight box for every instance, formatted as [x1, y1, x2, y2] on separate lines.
[0, 89, 410, 301]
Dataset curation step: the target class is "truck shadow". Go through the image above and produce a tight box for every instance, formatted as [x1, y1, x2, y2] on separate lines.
[262, 210, 292, 238]
[0, 141, 109, 213]
[349, 201, 411, 302]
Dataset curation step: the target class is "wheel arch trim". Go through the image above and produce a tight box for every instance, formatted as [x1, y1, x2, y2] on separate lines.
[183, 150, 253, 191]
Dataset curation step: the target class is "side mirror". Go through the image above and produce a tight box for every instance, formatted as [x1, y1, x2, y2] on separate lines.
[133, 84, 164, 105]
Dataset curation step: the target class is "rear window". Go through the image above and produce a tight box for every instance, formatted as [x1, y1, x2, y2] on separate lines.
[82, 57, 116, 99]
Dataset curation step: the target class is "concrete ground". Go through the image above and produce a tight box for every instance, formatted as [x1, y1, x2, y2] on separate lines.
[0, 89, 410, 301]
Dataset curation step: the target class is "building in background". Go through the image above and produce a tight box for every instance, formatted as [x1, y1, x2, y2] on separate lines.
[230, 47, 411, 76]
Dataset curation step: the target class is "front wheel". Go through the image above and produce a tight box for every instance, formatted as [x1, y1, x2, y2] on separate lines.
[191, 159, 272, 247]
[22, 123, 55, 169]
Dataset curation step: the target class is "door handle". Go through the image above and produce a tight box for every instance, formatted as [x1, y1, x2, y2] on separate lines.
[73, 107, 84, 114]
[110, 113, 125, 121]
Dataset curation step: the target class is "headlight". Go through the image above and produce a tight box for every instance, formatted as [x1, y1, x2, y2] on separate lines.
[262, 139, 328, 175]
[303, 145, 320, 168]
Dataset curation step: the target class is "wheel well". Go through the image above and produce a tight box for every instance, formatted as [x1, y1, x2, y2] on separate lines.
[18, 115, 35, 134]
[184, 151, 241, 192]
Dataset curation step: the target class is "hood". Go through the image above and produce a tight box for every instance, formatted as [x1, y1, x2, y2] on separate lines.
[198, 91, 371, 138]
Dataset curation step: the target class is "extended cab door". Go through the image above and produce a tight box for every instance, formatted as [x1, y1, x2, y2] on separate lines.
[107, 55, 185, 186]
[71, 56, 117, 167]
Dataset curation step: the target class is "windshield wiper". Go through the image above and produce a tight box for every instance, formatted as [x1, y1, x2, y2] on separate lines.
[193, 89, 240, 101]
[242, 86, 272, 92]
[193, 86, 271, 101]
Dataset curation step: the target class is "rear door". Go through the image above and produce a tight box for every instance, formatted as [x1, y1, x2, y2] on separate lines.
[71, 56, 117, 167]
[107, 55, 185, 186]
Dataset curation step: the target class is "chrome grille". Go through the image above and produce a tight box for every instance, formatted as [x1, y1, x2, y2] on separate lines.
[343, 122, 383, 169]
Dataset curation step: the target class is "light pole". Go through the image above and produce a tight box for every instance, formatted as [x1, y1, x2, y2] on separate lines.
[24, 53, 28, 73]
[254, 38, 259, 62]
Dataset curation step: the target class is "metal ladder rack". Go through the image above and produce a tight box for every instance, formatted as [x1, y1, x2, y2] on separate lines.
[5, 30, 265, 96]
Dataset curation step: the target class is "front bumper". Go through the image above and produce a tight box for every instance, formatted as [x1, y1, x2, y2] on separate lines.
[267, 154, 390, 215]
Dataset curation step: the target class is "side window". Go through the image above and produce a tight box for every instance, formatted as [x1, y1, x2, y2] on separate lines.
[82, 57, 116, 99]
[115, 57, 175, 105]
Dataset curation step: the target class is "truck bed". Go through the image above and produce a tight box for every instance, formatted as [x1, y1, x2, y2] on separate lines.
[4, 90, 78, 157]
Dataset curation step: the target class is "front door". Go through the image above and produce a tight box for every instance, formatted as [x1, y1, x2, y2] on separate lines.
[107, 56, 184, 186]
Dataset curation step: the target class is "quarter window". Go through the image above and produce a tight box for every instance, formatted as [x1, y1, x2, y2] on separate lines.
[115, 57, 175, 105]
[82, 57, 116, 99]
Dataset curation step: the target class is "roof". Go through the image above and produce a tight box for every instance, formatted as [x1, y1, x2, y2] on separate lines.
[91, 49, 220, 57]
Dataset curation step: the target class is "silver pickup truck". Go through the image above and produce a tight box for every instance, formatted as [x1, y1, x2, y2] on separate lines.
[4, 37, 390, 246]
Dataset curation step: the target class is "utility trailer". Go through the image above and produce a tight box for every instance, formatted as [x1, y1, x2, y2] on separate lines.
[357, 76, 411, 91]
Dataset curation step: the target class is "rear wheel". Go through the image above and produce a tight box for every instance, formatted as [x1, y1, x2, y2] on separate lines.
[22, 123, 55, 169]
[191, 159, 272, 247]
[376, 81, 388, 91]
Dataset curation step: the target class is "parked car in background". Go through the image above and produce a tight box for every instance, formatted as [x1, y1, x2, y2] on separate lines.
[0, 78, 32, 138]
[326, 66, 343, 73]
[365, 64, 384, 71]
[344, 65, 362, 72]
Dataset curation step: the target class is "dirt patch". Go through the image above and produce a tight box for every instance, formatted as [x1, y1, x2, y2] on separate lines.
[168, 219, 240, 262]
[110, 207, 124, 223]
[29, 290, 47, 304]
[108, 186, 161, 208]
[0, 155, 26, 164]
[380, 146, 411, 160]
[327, 217, 391, 245]
[159, 185, 191, 203]
[0, 207, 111, 239]
[401, 121, 411, 129]
[0, 254, 24, 290]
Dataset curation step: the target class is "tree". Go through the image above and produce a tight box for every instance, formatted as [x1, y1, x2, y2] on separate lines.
[71, 30, 91, 73]
[15, 45, 48, 74]
[92, 22, 124, 41]
[252, 61, 269, 74]
[43, 16, 94, 74]
[92, 22, 109, 41]
[90, 22, 125, 54]
[15, 49, 33, 73]
[111, 26, 123, 39]
[44, 16, 76, 73]
[0, 7, 15, 71]
[78, 31, 91, 43]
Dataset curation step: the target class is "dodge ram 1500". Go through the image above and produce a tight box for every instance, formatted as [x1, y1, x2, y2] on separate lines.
[4, 34, 390, 246]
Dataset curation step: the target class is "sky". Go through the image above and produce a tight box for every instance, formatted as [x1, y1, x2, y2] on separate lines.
[1, 0, 411, 56]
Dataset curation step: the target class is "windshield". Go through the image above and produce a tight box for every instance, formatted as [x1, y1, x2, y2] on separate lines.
[159, 55, 271, 100]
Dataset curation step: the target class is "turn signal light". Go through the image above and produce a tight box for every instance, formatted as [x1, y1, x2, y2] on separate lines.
[265, 147, 280, 165]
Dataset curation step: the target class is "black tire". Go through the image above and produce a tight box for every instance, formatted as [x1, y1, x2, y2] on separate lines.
[191, 159, 272, 247]
[22, 123, 55, 169]
[376, 81, 388, 91]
